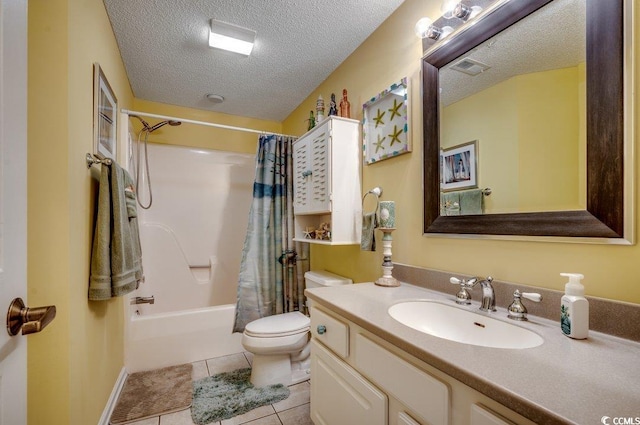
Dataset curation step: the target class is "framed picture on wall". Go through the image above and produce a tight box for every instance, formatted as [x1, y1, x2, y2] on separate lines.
[362, 77, 411, 164]
[93, 63, 117, 160]
[441, 140, 478, 191]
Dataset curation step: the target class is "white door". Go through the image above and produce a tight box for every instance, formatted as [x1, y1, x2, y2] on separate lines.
[0, 0, 28, 423]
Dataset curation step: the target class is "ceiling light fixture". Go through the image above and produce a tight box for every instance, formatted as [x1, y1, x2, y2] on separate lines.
[208, 19, 256, 56]
[206, 94, 225, 104]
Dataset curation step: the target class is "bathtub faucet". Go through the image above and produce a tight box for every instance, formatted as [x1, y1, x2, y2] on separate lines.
[130, 296, 155, 305]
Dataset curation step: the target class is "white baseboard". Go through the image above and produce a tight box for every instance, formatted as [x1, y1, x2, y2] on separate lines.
[97, 367, 128, 425]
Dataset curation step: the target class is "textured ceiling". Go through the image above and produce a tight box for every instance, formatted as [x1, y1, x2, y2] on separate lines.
[439, 0, 586, 106]
[103, 0, 406, 122]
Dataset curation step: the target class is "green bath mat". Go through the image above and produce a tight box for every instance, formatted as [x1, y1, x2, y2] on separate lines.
[191, 367, 290, 425]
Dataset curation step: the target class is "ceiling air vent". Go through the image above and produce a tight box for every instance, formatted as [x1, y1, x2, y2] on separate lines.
[451, 58, 491, 76]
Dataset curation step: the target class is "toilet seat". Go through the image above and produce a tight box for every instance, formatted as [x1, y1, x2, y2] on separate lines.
[244, 311, 310, 338]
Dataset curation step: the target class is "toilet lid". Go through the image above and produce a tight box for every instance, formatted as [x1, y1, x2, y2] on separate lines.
[244, 312, 310, 337]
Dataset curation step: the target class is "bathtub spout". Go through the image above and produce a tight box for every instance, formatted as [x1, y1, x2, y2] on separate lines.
[131, 296, 155, 305]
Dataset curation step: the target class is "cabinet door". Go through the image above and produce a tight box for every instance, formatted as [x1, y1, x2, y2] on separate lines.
[470, 404, 516, 425]
[310, 307, 349, 358]
[293, 139, 311, 212]
[354, 334, 449, 425]
[293, 121, 331, 214]
[311, 339, 387, 425]
[308, 121, 330, 212]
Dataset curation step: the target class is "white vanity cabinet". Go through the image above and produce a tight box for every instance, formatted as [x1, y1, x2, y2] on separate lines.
[470, 404, 518, 425]
[309, 304, 537, 425]
[292, 116, 361, 245]
[310, 339, 387, 425]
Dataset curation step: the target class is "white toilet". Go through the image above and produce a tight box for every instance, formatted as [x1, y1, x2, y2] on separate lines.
[242, 270, 352, 387]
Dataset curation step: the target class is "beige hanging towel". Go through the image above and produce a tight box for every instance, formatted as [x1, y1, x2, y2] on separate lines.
[89, 161, 143, 300]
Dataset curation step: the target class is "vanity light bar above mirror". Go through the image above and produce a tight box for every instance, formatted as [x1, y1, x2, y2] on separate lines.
[417, 0, 496, 47]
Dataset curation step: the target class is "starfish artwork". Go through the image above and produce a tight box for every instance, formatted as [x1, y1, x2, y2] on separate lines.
[374, 134, 386, 153]
[363, 78, 410, 164]
[373, 108, 386, 128]
[388, 98, 403, 120]
[388, 125, 403, 146]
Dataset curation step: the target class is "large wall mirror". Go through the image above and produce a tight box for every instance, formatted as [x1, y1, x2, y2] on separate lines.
[422, 0, 634, 242]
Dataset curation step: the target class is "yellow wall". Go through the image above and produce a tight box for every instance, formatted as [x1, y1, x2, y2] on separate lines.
[442, 66, 583, 213]
[28, 0, 133, 423]
[283, 0, 640, 304]
[131, 98, 281, 154]
[516, 67, 582, 212]
[442, 78, 520, 213]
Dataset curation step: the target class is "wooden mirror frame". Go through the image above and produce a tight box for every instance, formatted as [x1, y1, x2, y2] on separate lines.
[422, 0, 627, 240]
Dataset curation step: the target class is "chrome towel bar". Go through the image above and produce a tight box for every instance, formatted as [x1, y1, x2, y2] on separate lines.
[86, 153, 113, 168]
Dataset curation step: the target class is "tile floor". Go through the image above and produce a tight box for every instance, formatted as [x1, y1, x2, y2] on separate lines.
[127, 352, 313, 425]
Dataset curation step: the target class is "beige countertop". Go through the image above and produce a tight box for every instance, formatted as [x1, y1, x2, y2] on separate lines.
[305, 282, 640, 425]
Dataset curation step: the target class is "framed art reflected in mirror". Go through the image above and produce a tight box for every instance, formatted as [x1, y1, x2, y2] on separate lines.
[441, 140, 478, 192]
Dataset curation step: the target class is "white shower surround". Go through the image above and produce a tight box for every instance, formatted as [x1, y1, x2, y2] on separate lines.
[125, 142, 254, 372]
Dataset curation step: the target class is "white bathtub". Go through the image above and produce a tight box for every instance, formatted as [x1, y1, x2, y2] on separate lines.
[125, 304, 243, 373]
[124, 140, 254, 373]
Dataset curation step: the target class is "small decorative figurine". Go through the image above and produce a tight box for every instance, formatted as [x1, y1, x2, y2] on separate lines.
[314, 222, 331, 240]
[307, 110, 316, 130]
[328, 93, 338, 116]
[303, 227, 315, 239]
[316, 95, 325, 123]
[339, 89, 351, 118]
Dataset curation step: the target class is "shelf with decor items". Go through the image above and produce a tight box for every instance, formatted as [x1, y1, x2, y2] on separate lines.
[293, 116, 362, 245]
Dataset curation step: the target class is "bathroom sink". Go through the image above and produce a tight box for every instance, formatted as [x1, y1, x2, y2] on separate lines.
[388, 301, 543, 349]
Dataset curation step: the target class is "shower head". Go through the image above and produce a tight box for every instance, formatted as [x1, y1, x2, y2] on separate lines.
[129, 114, 182, 133]
[130, 114, 152, 131]
[148, 120, 182, 132]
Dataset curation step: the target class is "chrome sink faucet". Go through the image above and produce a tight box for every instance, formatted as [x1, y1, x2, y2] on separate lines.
[475, 276, 496, 312]
[450, 276, 495, 312]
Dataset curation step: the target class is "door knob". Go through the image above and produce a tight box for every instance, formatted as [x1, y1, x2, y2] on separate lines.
[6, 298, 56, 336]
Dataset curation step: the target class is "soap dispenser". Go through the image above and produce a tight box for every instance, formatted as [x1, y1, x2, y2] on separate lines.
[560, 273, 588, 339]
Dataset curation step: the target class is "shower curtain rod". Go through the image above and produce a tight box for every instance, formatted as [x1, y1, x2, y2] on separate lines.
[121, 109, 297, 138]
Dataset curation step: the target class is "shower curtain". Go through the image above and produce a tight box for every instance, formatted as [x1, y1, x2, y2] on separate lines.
[233, 134, 306, 332]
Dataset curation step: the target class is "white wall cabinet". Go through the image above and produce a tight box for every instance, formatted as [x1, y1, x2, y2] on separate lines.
[293, 116, 361, 245]
[309, 305, 538, 425]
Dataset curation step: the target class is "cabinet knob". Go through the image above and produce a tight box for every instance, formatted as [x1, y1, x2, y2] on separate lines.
[302, 170, 312, 177]
[317, 325, 327, 335]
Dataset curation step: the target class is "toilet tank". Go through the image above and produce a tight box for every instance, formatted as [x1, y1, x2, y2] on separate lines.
[305, 270, 352, 289]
